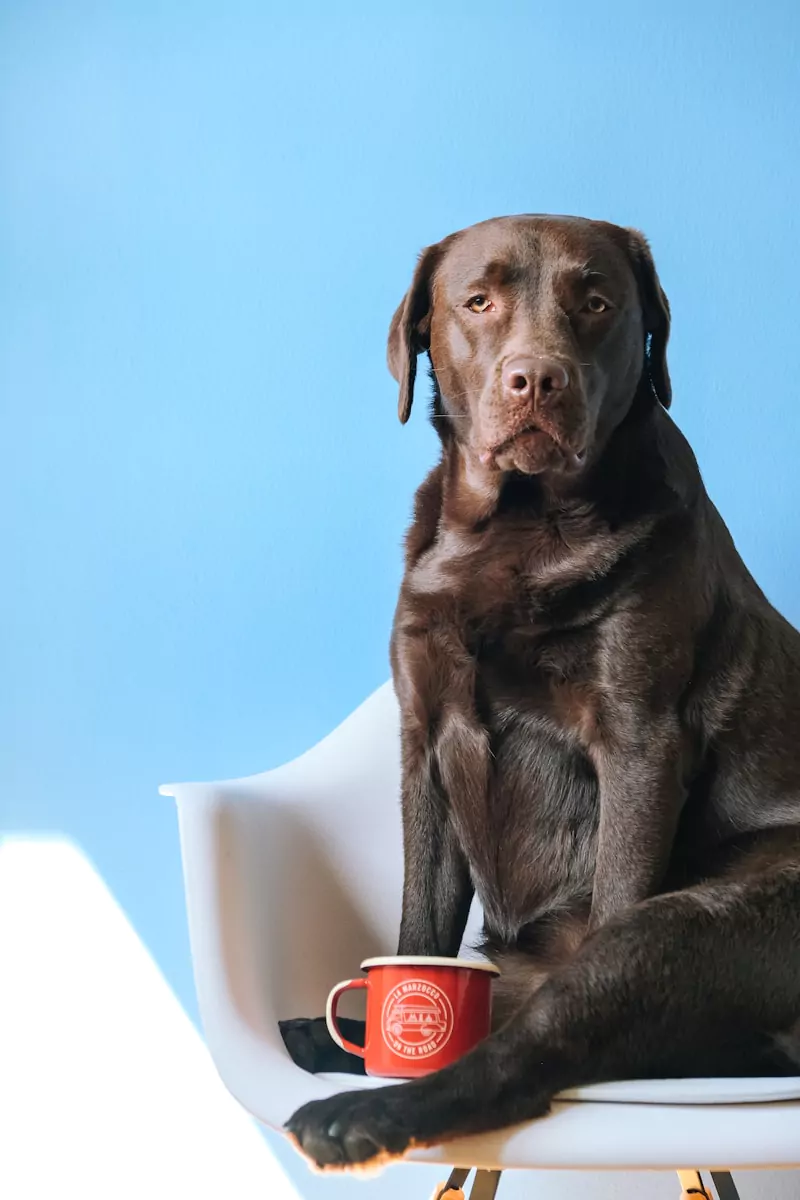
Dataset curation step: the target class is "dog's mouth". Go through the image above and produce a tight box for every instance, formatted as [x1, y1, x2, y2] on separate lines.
[482, 424, 552, 461]
[481, 424, 587, 472]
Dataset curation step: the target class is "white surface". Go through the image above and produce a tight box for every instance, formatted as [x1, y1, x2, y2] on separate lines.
[0, 838, 301, 1200]
[162, 681, 800, 1169]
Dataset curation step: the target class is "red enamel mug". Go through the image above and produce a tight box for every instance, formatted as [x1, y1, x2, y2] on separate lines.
[325, 955, 499, 1079]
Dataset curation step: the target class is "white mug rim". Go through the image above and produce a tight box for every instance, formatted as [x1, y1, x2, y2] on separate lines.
[360, 955, 499, 975]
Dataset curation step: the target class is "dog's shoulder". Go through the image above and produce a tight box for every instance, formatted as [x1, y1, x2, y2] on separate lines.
[404, 463, 444, 568]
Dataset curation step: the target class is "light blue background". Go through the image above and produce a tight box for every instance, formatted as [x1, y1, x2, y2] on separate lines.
[2, 2, 799, 1195]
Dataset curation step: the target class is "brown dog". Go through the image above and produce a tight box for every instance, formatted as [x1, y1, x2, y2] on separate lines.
[284, 215, 800, 1169]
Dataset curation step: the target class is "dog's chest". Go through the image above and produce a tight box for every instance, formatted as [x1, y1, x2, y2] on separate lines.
[410, 521, 607, 737]
[408, 520, 608, 932]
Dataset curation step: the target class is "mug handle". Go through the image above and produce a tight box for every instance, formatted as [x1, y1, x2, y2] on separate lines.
[325, 978, 368, 1057]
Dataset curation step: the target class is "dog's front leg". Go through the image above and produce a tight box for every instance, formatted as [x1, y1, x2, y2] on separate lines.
[393, 621, 486, 957]
[397, 723, 475, 957]
[588, 712, 686, 929]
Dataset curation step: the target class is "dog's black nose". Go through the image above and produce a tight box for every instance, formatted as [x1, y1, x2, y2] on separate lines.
[502, 356, 569, 403]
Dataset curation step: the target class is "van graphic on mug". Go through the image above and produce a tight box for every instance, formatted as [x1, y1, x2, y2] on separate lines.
[380, 979, 454, 1058]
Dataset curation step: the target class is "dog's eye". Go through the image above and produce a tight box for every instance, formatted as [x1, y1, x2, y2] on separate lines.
[584, 295, 610, 314]
[467, 295, 493, 314]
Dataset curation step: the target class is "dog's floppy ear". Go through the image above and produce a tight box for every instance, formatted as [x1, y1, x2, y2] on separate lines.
[387, 243, 442, 424]
[626, 229, 672, 409]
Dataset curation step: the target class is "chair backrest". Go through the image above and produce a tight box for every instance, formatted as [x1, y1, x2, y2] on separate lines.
[212, 683, 409, 1022]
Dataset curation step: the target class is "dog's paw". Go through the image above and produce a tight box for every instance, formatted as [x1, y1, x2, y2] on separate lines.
[285, 1087, 414, 1170]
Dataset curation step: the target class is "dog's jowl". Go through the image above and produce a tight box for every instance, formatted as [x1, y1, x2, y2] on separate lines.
[284, 215, 800, 1169]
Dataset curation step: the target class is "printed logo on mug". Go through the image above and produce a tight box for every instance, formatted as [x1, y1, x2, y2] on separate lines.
[380, 978, 454, 1059]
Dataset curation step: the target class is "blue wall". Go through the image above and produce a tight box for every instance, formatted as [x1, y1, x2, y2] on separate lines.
[2, 0, 799, 1070]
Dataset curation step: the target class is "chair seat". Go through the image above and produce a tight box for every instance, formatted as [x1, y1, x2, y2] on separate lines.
[320, 1071, 800, 1107]
[162, 682, 800, 1170]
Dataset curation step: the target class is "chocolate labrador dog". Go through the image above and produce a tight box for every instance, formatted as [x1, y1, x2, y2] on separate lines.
[284, 215, 800, 1169]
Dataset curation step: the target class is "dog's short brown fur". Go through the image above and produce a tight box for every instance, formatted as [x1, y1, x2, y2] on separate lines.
[285, 215, 800, 1169]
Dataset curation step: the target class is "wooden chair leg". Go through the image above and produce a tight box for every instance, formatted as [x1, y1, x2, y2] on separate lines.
[432, 1168, 502, 1200]
[677, 1168, 743, 1199]
[676, 1169, 712, 1198]
[432, 1167, 470, 1200]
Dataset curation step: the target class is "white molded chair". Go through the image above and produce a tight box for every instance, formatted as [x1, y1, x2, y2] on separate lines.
[161, 683, 800, 1197]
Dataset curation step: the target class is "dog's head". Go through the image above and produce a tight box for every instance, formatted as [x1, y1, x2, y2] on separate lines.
[387, 215, 670, 479]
